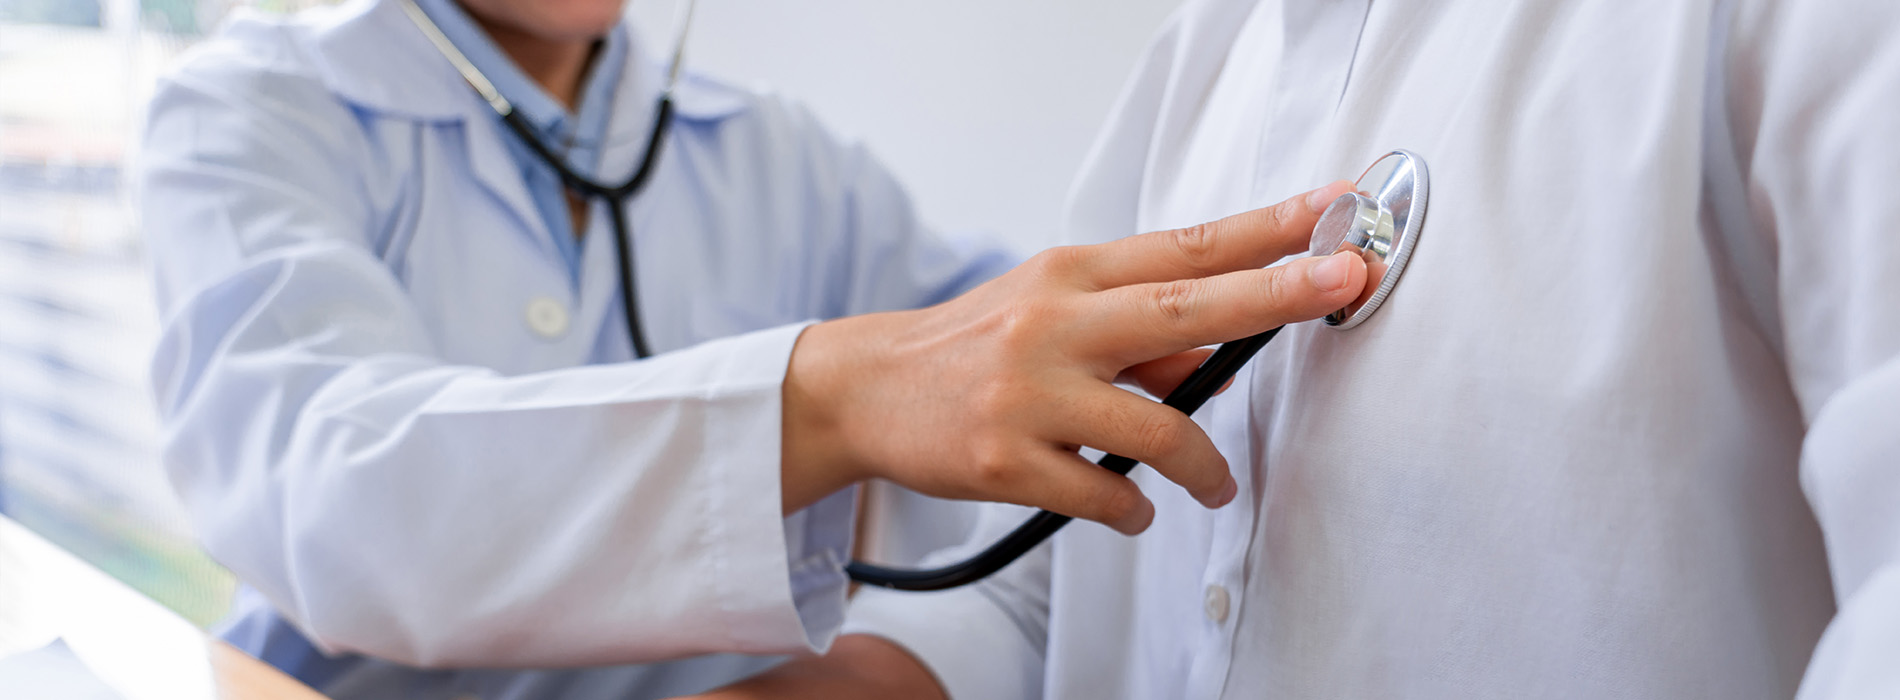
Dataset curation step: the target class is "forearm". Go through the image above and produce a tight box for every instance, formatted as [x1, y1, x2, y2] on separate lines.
[688, 635, 946, 700]
[776, 182, 1365, 532]
[158, 273, 828, 664]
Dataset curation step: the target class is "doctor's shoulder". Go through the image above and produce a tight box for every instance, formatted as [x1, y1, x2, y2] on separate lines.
[664, 67, 902, 202]
[137, 2, 433, 310]
[152, 5, 353, 108]
[143, 5, 376, 176]
[140, 1, 469, 248]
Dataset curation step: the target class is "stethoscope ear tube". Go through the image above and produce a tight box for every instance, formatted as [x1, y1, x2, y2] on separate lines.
[845, 326, 1281, 591]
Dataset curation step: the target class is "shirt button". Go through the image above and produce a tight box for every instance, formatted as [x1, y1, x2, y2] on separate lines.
[525, 297, 569, 339]
[1204, 584, 1231, 624]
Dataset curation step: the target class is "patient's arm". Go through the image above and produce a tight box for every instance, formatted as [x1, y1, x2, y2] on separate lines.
[682, 635, 946, 700]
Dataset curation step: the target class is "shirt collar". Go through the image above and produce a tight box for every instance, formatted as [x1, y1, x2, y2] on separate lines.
[307, 0, 745, 125]
[571, 22, 629, 149]
[408, 0, 624, 140]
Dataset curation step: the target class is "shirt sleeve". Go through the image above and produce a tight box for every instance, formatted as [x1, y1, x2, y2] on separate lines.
[824, 143, 1054, 682]
[140, 44, 851, 668]
[838, 9, 1194, 697]
[842, 502, 1051, 700]
[1726, 0, 1900, 692]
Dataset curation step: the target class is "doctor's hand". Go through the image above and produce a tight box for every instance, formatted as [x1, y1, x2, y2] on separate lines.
[780, 182, 1366, 534]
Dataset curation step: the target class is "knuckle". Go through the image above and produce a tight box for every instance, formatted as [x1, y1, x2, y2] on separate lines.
[967, 438, 1019, 487]
[966, 377, 1020, 422]
[1151, 279, 1200, 326]
[1260, 266, 1296, 310]
[1168, 223, 1220, 272]
[1134, 411, 1189, 459]
[988, 301, 1047, 353]
[1265, 197, 1300, 230]
[1028, 245, 1087, 280]
[1092, 483, 1141, 524]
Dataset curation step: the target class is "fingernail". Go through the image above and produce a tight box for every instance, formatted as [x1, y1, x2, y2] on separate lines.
[1309, 251, 1353, 291]
[1305, 182, 1343, 212]
[1114, 498, 1156, 535]
[1211, 476, 1238, 508]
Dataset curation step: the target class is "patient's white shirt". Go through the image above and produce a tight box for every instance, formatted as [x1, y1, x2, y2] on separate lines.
[847, 1, 1900, 698]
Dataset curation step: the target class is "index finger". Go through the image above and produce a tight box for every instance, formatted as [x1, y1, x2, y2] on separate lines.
[1088, 251, 1369, 365]
[1075, 180, 1354, 290]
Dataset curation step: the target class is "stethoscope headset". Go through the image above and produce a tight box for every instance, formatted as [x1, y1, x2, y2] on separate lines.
[401, 0, 1430, 592]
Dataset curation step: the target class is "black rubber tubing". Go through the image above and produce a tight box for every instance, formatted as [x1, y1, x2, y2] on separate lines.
[846, 326, 1283, 591]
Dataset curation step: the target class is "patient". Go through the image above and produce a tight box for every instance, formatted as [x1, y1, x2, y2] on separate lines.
[687, 1, 1900, 698]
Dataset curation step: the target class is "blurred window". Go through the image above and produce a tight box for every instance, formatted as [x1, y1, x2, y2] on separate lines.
[0, 0, 335, 629]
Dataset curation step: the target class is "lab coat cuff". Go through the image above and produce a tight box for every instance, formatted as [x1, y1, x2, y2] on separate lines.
[704, 321, 853, 654]
[843, 586, 1042, 700]
[782, 484, 858, 651]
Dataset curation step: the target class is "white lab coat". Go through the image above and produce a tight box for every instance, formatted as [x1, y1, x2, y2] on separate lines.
[847, 1, 1900, 698]
[137, 0, 1014, 696]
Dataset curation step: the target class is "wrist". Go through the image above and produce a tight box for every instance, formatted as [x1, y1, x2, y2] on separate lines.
[781, 315, 890, 511]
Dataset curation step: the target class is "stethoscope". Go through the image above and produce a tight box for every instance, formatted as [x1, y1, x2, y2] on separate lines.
[401, 0, 1429, 592]
[399, 0, 695, 359]
[846, 152, 1430, 590]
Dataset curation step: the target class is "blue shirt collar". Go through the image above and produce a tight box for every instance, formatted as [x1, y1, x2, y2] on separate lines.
[308, 0, 749, 126]
[409, 0, 631, 149]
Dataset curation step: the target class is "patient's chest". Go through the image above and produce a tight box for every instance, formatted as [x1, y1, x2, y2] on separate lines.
[1048, 1, 1824, 698]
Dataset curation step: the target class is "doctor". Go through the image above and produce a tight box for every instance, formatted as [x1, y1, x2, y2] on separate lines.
[137, 0, 1368, 697]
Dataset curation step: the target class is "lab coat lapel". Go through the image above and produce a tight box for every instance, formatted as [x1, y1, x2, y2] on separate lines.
[458, 111, 562, 259]
[310, 0, 561, 261]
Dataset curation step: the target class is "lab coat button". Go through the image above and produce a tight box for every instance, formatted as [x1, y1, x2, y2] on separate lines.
[525, 297, 569, 339]
[1204, 584, 1231, 623]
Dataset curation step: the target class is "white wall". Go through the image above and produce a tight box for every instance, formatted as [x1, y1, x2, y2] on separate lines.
[629, 0, 1182, 252]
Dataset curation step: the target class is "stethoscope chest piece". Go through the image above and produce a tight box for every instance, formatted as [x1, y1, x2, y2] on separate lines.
[1309, 149, 1429, 329]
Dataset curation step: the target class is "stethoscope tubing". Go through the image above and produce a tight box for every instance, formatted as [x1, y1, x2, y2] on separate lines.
[846, 326, 1282, 590]
[400, 0, 677, 361]
[535, 87, 1286, 587]
[494, 103, 675, 361]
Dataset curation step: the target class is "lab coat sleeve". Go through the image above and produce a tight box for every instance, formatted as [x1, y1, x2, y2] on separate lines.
[836, 11, 1193, 698]
[138, 46, 851, 668]
[1728, 1, 1900, 695]
[841, 502, 1051, 700]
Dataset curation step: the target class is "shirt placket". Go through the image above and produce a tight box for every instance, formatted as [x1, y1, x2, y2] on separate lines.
[1184, 1, 1371, 698]
[1183, 359, 1260, 700]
